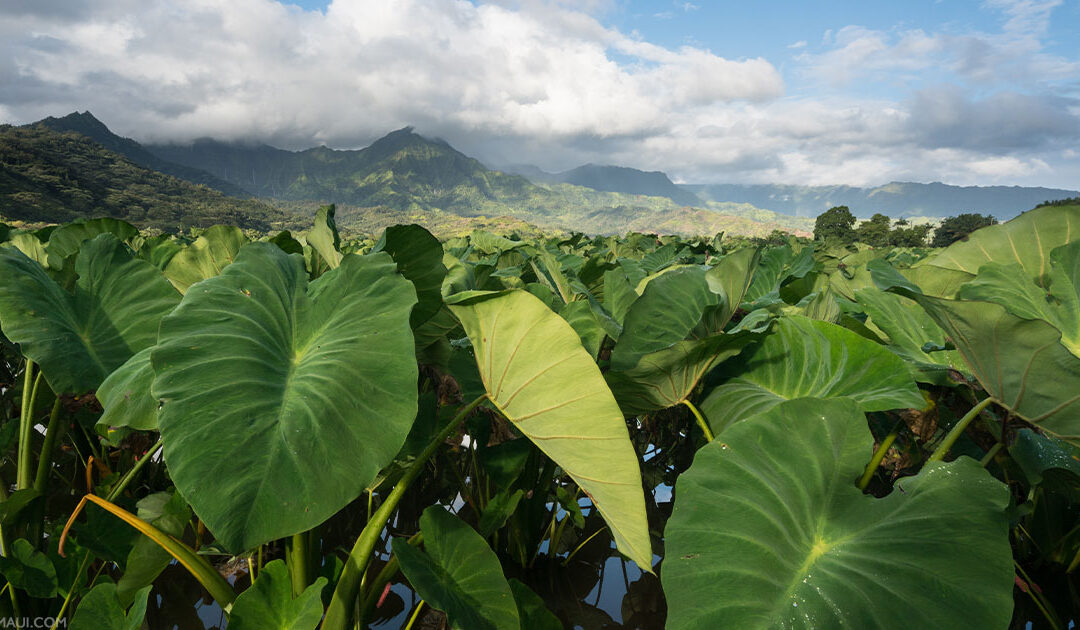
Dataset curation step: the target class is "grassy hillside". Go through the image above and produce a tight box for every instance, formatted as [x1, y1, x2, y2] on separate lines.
[0, 125, 298, 231]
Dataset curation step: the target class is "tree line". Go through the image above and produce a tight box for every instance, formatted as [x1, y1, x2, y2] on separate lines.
[813, 205, 998, 247]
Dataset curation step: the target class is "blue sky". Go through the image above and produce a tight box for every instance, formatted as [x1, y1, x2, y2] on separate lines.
[2, 0, 1078, 188]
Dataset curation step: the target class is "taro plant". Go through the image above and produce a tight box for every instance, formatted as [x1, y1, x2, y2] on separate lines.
[0, 204, 1077, 628]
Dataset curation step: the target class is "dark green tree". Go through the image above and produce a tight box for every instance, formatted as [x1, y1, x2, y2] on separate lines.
[932, 213, 997, 247]
[855, 213, 891, 246]
[814, 206, 856, 242]
[888, 219, 931, 247]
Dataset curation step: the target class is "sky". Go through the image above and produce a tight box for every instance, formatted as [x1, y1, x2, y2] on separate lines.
[1, 0, 1078, 188]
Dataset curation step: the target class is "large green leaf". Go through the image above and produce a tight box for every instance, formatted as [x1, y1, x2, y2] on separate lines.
[229, 560, 327, 630]
[152, 244, 418, 551]
[854, 287, 967, 385]
[663, 398, 1014, 629]
[0, 538, 57, 598]
[394, 507, 519, 630]
[449, 290, 652, 569]
[374, 224, 447, 327]
[956, 240, 1080, 358]
[69, 583, 152, 630]
[163, 225, 248, 293]
[700, 316, 924, 434]
[115, 490, 192, 606]
[98, 348, 158, 431]
[508, 579, 562, 630]
[606, 332, 756, 416]
[894, 292, 1080, 441]
[304, 204, 343, 273]
[0, 233, 180, 394]
[610, 267, 717, 371]
[913, 204, 1080, 295]
[46, 218, 139, 268]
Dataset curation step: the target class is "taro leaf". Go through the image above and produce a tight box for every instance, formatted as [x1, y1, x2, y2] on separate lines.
[269, 230, 305, 256]
[449, 290, 652, 569]
[2, 233, 50, 267]
[305, 205, 343, 273]
[69, 583, 152, 630]
[611, 267, 716, 371]
[913, 204, 1080, 295]
[98, 347, 157, 431]
[606, 332, 757, 416]
[700, 247, 759, 333]
[116, 490, 191, 606]
[374, 224, 447, 327]
[956, 240, 1080, 358]
[559, 300, 606, 359]
[152, 244, 418, 552]
[228, 560, 327, 630]
[663, 398, 1014, 629]
[854, 287, 967, 385]
[602, 268, 637, 326]
[0, 490, 42, 529]
[509, 579, 562, 630]
[1011, 429, 1080, 501]
[478, 489, 525, 537]
[0, 233, 181, 394]
[700, 316, 924, 434]
[394, 507, 519, 630]
[0, 538, 57, 598]
[163, 225, 248, 293]
[893, 292, 1080, 441]
[47, 218, 139, 268]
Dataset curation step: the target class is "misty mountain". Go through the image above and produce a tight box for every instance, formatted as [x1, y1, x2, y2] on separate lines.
[685, 182, 1080, 221]
[146, 127, 545, 210]
[502, 163, 703, 207]
[36, 112, 251, 198]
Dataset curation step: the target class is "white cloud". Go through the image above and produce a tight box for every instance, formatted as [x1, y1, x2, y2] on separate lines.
[0, 0, 1077, 189]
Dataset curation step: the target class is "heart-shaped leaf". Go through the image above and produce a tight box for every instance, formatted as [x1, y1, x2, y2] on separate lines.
[0, 233, 180, 394]
[98, 348, 157, 431]
[854, 287, 967, 385]
[163, 225, 248, 293]
[700, 316, 925, 434]
[394, 507, 519, 630]
[663, 398, 1014, 629]
[449, 290, 652, 570]
[912, 204, 1080, 295]
[152, 243, 418, 551]
[228, 560, 327, 630]
[69, 583, 152, 630]
[374, 224, 447, 327]
[893, 291, 1080, 442]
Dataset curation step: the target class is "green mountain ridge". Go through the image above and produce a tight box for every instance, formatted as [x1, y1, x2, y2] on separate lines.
[37, 111, 251, 198]
[1, 112, 813, 237]
[0, 124, 296, 231]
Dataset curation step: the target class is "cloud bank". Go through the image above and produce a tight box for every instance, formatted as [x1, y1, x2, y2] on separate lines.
[1, 0, 1078, 188]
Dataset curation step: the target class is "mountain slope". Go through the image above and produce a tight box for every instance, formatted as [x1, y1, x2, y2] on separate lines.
[0, 124, 295, 231]
[37, 112, 251, 198]
[503, 162, 703, 207]
[686, 182, 1080, 220]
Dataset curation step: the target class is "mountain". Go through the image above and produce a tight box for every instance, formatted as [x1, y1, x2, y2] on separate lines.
[685, 182, 1080, 220]
[37, 112, 251, 198]
[503, 163, 703, 207]
[0, 123, 295, 231]
[148, 128, 810, 236]
[7, 113, 811, 237]
[146, 127, 545, 210]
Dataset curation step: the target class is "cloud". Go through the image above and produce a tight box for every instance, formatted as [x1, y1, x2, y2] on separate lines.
[0, 0, 782, 149]
[0, 0, 1077, 190]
